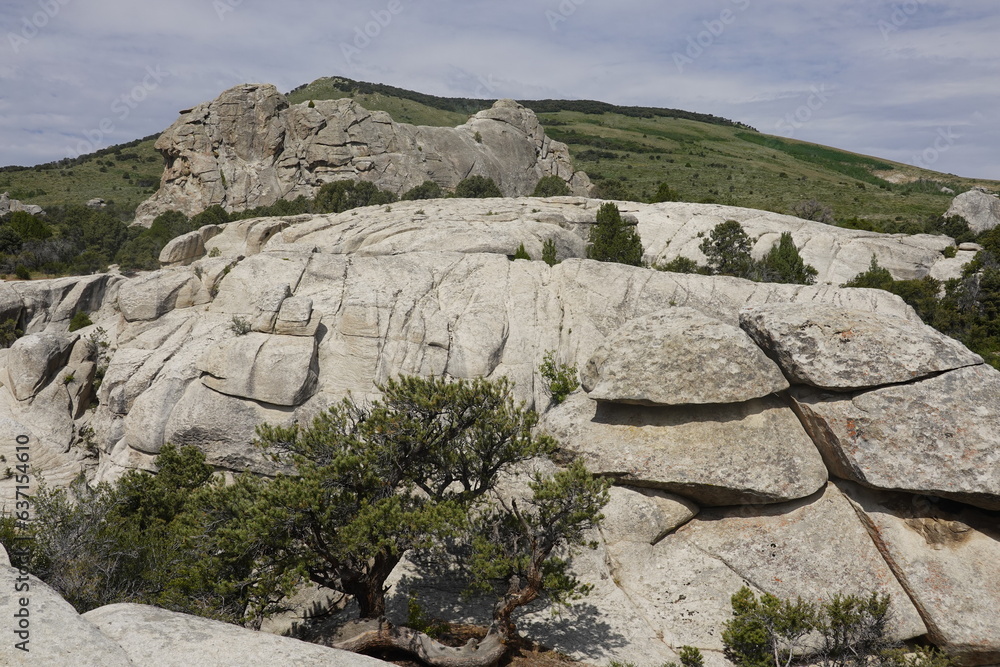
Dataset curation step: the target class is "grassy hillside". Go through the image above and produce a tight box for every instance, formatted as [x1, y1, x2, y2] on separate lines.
[0, 136, 162, 213]
[4, 75, 998, 227]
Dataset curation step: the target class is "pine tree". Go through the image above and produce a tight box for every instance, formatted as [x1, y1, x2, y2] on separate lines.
[761, 232, 818, 285]
[587, 202, 644, 266]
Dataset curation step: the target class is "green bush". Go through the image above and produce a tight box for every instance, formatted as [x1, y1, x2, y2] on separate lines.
[540, 350, 579, 404]
[656, 256, 705, 274]
[0, 318, 23, 347]
[454, 175, 503, 199]
[842, 255, 893, 289]
[587, 202, 643, 266]
[314, 180, 397, 213]
[532, 175, 572, 197]
[542, 238, 559, 266]
[650, 182, 680, 203]
[760, 232, 817, 285]
[14, 265, 30, 280]
[401, 180, 443, 201]
[700, 220, 754, 278]
[68, 311, 93, 332]
[512, 243, 531, 260]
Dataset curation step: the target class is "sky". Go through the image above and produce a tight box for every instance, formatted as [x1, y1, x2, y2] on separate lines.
[1, 0, 998, 180]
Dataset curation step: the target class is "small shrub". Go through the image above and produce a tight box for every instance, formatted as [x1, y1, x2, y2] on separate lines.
[650, 182, 680, 203]
[68, 311, 93, 332]
[540, 350, 579, 404]
[474, 131, 483, 144]
[511, 243, 531, 261]
[842, 255, 893, 289]
[943, 245, 957, 259]
[401, 180, 443, 201]
[0, 318, 23, 348]
[229, 316, 252, 336]
[542, 238, 559, 266]
[14, 265, 30, 280]
[532, 175, 572, 197]
[62, 372, 75, 385]
[454, 175, 503, 199]
[657, 256, 704, 274]
[208, 247, 222, 258]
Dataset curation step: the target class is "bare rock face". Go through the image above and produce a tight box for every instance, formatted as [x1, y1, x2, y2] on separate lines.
[134, 84, 592, 225]
[0, 192, 44, 217]
[740, 303, 983, 390]
[197, 332, 319, 406]
[946, 188, 1000, 233]
[0, 566, 134, 666]
[842, 482, 1000, 666]
[582, 307, 788, 405]
[792, 364, 1000, 510]
[539, 392, 828, 506]
[82, 603, 391, 666]
[2, 333, 76, 401]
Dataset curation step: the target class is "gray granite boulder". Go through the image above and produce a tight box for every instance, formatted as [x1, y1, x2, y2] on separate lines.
[582, 307, 789, 406]
[540, 392, 827, 506]
[792, 364, 1000, 510]
[740, 303, 982, 390]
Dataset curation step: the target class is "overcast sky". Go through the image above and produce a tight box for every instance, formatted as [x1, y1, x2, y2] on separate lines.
[2, 0, 998, 180]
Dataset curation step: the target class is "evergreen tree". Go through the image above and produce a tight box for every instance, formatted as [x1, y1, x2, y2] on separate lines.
[532, 175, 571, 197]
[842, 255, 893, 289]
[760, 232, 817, 285]
[542, 238, 559, 266]
[700, 219, 755, 277]
[454, 175, 503, 198]
[587, 202, 644, 266]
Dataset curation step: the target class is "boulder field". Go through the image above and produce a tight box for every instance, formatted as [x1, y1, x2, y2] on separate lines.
[0, 197, 997, 666]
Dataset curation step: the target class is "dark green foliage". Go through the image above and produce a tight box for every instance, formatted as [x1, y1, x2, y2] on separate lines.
[722, 587, 926, 667]
[650, 182, 680, 203]
[540, 350, 579, 404]
[656, 256, 706, 274]
[8, 211, 52, 240]
[532, 175, 572, 197]
[0, 317, 22, 347]
[249, 375, 557, 619]
[512, 243, 531, 260]
[467, 460, 610, 639]
[842, 255, 893, 290]
[588, 202, 644, 266]
[678, 646, 705, 667]
[115, 210, 196, 272]
[68, 311, 93, 332]
[542, 238, 559, 266]
[189, 204, 231, 227]
[402, 180, 444, 200]
[14, 265, 30, 280]
[760, 232, 817, 285]
[700, 219, 755, 277]
[313, 180, 397, 213]
[11, 445, 264, 622]
[454, 175, 503, 199]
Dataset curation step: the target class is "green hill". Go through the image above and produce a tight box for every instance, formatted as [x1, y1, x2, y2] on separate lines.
[4, 75, 998, 227]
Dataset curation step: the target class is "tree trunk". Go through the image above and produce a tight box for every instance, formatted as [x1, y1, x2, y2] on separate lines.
[332, 619, 508, 667]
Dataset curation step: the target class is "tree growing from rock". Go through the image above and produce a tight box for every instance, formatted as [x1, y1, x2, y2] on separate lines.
[760, 232, 817, 285]
[700, 219, 755, 277]
[587, 202, 644, 266]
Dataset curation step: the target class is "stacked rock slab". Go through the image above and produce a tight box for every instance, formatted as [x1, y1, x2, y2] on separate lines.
[741, 302, 1000, 664]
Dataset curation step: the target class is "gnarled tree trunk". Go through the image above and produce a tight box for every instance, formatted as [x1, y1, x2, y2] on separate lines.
[332, 619, 508, 667]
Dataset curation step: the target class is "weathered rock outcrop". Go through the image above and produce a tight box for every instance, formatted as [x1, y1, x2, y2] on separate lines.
[0, 192, 44, 217]
[134, 84, 592, 225]
[581, 308, 789, 405]
[82, 604, 390, 666]
[946, 188, 1000, 233]
[792, 365, 1000, 510]
[740, 303, 983, 390]
[842, 483, 1000, 666]
[1, 196, 999, 666]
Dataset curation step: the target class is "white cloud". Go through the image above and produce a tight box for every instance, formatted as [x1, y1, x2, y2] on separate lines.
[0, 0, 997, 178]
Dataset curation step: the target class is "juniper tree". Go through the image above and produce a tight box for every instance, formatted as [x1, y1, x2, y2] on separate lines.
[587, 202, 644, 266]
